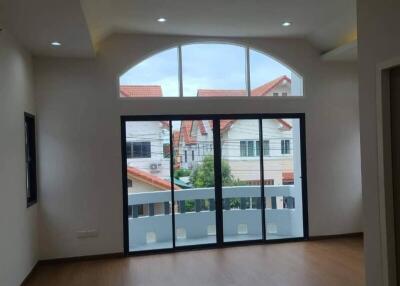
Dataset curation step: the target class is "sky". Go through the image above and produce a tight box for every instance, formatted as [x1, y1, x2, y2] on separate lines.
[119, 43, 294, 97]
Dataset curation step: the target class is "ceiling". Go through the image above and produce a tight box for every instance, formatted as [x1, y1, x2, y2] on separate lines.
[0, 0, 357, 58]
[0, 0, 94, 57]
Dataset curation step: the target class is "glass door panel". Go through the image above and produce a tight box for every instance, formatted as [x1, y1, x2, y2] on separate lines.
[172, 120, 217, 246]
[124, 115, 307, 254]
[125, 121, 173, 251]
[262, 118, 304, 240]
[220, 119, 263, 242]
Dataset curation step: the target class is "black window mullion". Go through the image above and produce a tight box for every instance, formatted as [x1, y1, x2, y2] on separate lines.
[259, 119, 266, 240]
[213, 120, 223, 245]
[169, 121, 176, 248]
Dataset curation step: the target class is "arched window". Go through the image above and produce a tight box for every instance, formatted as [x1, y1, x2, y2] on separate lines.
[119, 43, 303, 98]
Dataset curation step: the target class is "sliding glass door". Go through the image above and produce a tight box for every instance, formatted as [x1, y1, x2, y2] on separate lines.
[125, 121, 173, 251]
[263, 118, 304, 240]
[172, 120, 217, 247]
[122, 115, 307, 254]
[220, 119, 263, 242]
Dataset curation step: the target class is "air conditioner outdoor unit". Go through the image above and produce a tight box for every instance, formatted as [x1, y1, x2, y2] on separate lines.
[150, 162, 162, 173]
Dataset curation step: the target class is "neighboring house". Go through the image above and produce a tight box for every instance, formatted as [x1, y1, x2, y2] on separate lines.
[251, 75, 291, 97]
[179, 119, 293, 185]
[176, 120, 214, 170]
[125, 120, 171, 181]
[122, 76, 294, 191]
[120, 85, 163, 97]
[127, 166, 181, 216]
[220, 118, 293, 185]
[197, 75, 291, 97]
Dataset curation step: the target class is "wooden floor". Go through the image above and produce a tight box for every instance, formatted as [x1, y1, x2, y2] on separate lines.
[24, 237, 364, 286]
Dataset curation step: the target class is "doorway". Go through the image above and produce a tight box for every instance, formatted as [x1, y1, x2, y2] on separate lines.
[121, 114, 308, 254]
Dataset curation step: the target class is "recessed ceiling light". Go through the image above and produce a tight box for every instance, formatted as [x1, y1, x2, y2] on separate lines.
[157, 17, 167, 23]
[51, 41, 61, 47]
[282, 21, 292, 27]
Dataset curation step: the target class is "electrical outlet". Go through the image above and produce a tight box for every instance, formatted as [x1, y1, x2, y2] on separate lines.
[76, 229, 99, 239]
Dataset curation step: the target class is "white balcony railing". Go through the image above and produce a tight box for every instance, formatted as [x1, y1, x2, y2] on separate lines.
[128, 185, 303, 251]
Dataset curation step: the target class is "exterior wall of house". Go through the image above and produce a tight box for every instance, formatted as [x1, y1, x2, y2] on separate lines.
[127, 178, 164, 193]
[126, 121, 170, 179]
[180, 121, 214, 170]
[265, 82, 291, 96]
[221, 119, 293, 184]
[228, 160, 292, 184]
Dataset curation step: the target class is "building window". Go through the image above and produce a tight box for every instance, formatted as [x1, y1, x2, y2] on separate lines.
[184, 150, 188, 163]
[163, 143, 170, 158]
[247, 141, 255, 157]
[256, 140, 270, 156]
[281, 139, 291, 154]
[282, 92, 288, 97]
[263, 140, 270, 156]
[192, 150, 195, 161]
[256, 141, 260, 156]
[240, 140, 259, 157]
[126, 142, 133, 158]
[240, 141, 247, 157]
[273, 92, 279, 96]
[24, 113, 37, 207]
[126, 142, 151, 158]
[127, 179, 133, 188]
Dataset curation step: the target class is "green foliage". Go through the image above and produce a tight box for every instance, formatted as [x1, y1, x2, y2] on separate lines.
[190, 155, 239, 188]
[184, 200, 195, 212]
[229, 198, 241, 208]
[189, 155, 254, 209]
[174, 168, 191, 179]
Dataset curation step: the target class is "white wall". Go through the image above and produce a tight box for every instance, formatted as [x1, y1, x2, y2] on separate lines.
[0, 31, 38, 286]
[357, 1, 400, 285]
[34, 34, 362, 259]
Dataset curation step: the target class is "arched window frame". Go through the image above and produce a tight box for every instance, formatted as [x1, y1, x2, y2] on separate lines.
[118, 42, 304, 99]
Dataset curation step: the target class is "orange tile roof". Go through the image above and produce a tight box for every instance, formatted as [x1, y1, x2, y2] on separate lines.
[209, 119, 291, 134]
[197, 121, 207, 135]
[220, 120, 235, 132]
[251, 76, 291, 96]
[172, 131, 180, 147]
[180, 121, 196, 145]
[196, 76, 291, 97]
[197, 89, 247, 97]
[120, 85, 163, 97]
[127, 166, 180, 190]
[120, 76, 289, 98]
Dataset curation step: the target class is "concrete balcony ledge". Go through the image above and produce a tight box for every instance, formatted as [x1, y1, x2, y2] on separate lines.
[128, 185, 304, 251]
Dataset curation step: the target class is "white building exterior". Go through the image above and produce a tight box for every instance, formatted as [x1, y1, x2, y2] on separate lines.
[125, 121, 171, 180]
[179, 119, 293, 185]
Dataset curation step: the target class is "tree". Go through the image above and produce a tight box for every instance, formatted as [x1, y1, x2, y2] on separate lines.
[190, 155, 237, 188]
[190, 155, 252, 209]
[174, 168, 191, 179]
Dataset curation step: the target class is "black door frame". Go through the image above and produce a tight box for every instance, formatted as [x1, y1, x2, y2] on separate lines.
[121, 113, 308, 256]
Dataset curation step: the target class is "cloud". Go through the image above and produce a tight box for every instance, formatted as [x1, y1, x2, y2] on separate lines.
[120, 44, 298, 96]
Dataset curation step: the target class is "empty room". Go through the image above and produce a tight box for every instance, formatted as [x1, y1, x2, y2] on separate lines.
[1, 0, 400, 285]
